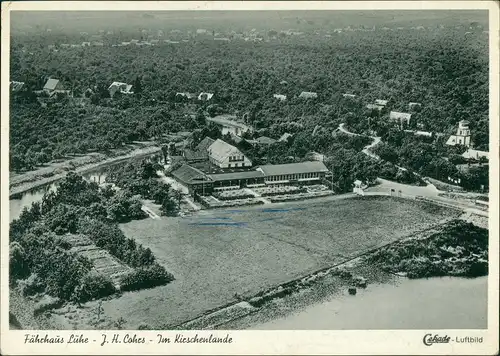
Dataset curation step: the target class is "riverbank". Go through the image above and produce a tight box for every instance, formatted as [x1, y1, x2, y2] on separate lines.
[9, 144, 161, 197]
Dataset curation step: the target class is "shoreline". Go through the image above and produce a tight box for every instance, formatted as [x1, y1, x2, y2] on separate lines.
[9, 145, 161, 198]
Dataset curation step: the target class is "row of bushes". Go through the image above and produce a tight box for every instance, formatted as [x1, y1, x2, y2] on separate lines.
[367, 220, 488, 279]
[120, 263, 175, 292]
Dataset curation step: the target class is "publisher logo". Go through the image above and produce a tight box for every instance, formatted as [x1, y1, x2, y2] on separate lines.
[423, 334, 451, 346]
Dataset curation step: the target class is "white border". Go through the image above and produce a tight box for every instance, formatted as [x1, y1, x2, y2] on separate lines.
[1, 2, 499, 355]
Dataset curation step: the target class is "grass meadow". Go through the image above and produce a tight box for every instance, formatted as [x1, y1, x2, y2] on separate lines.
[90, 195, 457, 328]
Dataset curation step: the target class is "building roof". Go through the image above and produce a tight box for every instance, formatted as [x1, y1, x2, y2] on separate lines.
[108, 82, 133, 94]
[278, 132, 293, 142]
[208, 139, 244, 162]
[462, 149, 489, 160]
[299, 91, 318, 99]
[207, 115, 252, 132]
[343, 93, 356, 98]
[255, 136, 277, 145]
[171, 164, 210, 184]
[184, 148, 208, 162]
[273, 94, 287, 101]
[176, 92, 197, 99]
[196, 136, 216, 151]
[390, 111, 412, 120]
[408, 102, 421, 107]
[10, 81, 25, 92]
[257, 161, 329, 176]
[198, 92, 214, 101]
[43, 78, 60, 91]
[375, 99, 388, 106]
[208, 170, 264, 182]
[366, 104, 384, 110]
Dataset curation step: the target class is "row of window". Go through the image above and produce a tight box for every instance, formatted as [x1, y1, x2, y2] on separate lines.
[267, 172, 319, 181]
[229, 155, 244, 162]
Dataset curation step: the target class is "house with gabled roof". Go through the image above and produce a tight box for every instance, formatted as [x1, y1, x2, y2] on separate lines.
[198, 92, 214, 101]
[299, 91, 318, 99]
[10, 81, 25, 92]
[273, 94, 287, 101]
[108, 82, 133, 97]
[43, 78, 63, 93]
[207, 139, 252, 169]
[278, 132, 293, 142]
[375, 99, 388, 106]
[389, 111, 412, 129]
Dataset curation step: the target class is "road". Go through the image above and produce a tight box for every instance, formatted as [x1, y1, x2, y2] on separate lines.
[338, 123, 381, 159]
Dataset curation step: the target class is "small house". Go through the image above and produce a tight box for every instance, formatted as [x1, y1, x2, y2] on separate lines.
[43, 78, 64, 93]
[273, 94, 287, 101]
[375, 99, 388, 106]
[108, 82, 133, 97]
[389, 111, 412, 129]
[462, 148, 489, 161]
[198, 92, 214, 101]
[10, 81, 25, 92]
[299, 91, 318, 99]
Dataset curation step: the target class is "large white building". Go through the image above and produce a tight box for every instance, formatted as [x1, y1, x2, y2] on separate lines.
[207, 139, 252, 169]
[446, 120, 472, 147]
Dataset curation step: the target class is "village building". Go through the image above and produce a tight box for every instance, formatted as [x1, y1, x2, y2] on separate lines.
[446, 120, 472, 147]
[256, 161, 329, 185]
[375, 99, 388, 106]
[82, 42, 91, 47]
[299, 91, 318, 99]
[108, 82, 133, 97]
[43, 78, 64, 94]
[207, 139, 252, 169]
[198, 92, 214, 101]
[408, 102, 422, 110]
[343, 93, 356, 98]
[171, 164, 214, 195]
[171, 160, 330, 195]
[366, 104, 384, 111]
[389, 111, 412, 129]
[176, 92, 196, 100]
[278, 132, 293, 142]
[10, 81, 25, 92]
[182, 137, 215, 163]
[92, 41, 104, 46]
[206, 115, 253, 137]
[462, 148, 489, 161]
[273, 94, 287, 101]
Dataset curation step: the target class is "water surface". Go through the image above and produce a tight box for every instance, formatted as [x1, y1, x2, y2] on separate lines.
[252, 276, 487, 330]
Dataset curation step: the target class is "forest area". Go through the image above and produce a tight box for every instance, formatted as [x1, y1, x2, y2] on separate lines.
[9, 11, 489, 191]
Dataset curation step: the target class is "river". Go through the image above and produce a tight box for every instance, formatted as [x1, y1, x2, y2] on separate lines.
[252, 276, 488, 329]
[9, 154, 165, 223]
[9, 169, 109, 223]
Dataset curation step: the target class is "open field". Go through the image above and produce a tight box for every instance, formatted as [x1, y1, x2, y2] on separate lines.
[64, 195, 458, 329]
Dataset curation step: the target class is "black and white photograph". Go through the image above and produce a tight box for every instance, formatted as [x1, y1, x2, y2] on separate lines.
[1, 1, 498, 355]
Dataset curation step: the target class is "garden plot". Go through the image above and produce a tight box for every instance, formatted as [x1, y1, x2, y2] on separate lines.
[62, 234, 132, 287]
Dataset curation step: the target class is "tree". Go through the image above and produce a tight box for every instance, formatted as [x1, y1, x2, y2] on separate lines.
[10, 242, 30, 282]
[160, 197, 179, 217]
